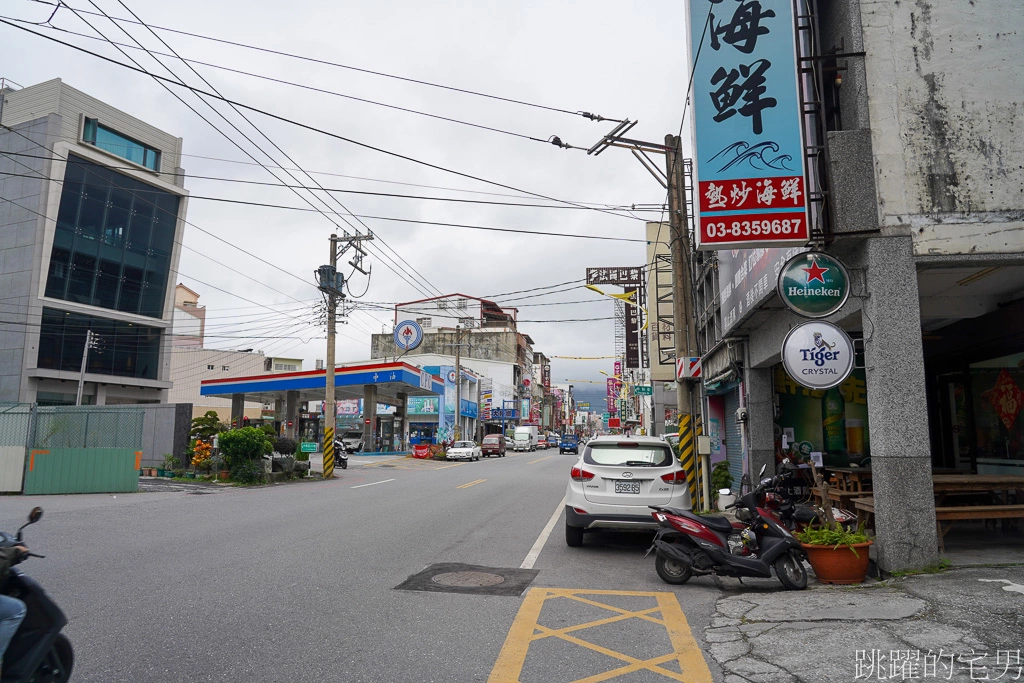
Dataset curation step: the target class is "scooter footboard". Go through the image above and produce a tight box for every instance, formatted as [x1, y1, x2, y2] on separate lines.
[758, 536, 806, 565]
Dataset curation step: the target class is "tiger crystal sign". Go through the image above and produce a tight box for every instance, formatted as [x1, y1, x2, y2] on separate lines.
[690, 0, 810, 249]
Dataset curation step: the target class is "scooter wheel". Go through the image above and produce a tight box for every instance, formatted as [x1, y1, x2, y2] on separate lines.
[774, 550, 808, 590]
[37, 633, 73, 682]
[655, 554, 692, 585]
[340, 461, 348, 469]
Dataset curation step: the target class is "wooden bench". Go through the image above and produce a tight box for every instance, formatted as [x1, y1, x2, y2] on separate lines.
[849, 496, 1024, 551]
[811, 486, 864, 513]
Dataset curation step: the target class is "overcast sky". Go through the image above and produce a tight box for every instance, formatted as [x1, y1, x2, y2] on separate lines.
[2, 0, 691, 384]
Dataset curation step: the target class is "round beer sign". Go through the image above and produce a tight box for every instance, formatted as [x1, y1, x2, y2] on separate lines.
[777, 252, 850, 318]
[781, 321, 855, 390]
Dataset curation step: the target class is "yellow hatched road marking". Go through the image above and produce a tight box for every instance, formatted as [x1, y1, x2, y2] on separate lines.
[456, 478, 487, 489]
[528, 455, 555, 465]
[488, 588, 712, 683]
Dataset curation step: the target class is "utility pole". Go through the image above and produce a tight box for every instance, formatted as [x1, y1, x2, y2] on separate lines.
[76, 330, 99, 406]
[444, 325, 470, 441]
[319, 231, 374, 479]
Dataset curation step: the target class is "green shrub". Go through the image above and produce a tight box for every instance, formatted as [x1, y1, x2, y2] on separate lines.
[219, 427, 273, 468]
[190, 411, 223, 441]
[711, 461, 733, 494]
[260, 424, 277, 437]
[230, 459, 265, 485]
[274, 437, 298, 455]
[295, 451, 310, 462]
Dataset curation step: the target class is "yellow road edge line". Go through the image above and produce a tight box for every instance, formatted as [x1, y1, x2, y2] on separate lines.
[487, 587, 549, 683]
[657, 592, 713, 683]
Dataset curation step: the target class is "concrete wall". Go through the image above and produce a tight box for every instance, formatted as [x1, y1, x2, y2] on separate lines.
[860, 0, 1023, 254]
[1, 78, 184, 184]
[0, 116, 55, 402]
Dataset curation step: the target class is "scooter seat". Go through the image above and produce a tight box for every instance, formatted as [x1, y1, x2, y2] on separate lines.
[698, 515, 735, 533]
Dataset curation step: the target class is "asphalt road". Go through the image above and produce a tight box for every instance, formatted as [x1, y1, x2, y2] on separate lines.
[0, 450, 722, 683]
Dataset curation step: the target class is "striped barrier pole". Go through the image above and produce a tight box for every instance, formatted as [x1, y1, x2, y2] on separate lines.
[323, 426, 335, 479]
[677, 413, 698, 511]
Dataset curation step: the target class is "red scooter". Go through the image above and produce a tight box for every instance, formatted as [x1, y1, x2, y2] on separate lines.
[647, 464, 808, 590]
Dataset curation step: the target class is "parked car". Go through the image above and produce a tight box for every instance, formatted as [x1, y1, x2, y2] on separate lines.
[559, 434, 579, 455]
[504, 436, 515, 450]
[339, 429, 364, 453]
[564, 435, 691, 547]
[447, 440, 481, 461]
[481, 434, 506, 457]
[537, 436, 548, 450]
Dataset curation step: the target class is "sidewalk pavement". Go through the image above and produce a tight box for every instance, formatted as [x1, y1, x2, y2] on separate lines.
[704, 538, 1024, 683]
[307, 451, 408, 474]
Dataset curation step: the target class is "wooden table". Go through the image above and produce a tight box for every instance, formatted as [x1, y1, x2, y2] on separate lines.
[854, 475, 1024, 550]
[825, 466, 872, 493]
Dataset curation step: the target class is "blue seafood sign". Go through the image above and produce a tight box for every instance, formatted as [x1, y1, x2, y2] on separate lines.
[690, 0, 810, 249]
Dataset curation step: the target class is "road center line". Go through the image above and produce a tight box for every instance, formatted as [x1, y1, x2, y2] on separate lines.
[350, 478, 395, 489]
[456, 478, 487, 489]
[528, 455, 555, 464]
[520, 496, 565, 570]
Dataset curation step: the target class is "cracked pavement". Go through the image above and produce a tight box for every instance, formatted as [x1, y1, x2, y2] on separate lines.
[702, 566, 1024, 683]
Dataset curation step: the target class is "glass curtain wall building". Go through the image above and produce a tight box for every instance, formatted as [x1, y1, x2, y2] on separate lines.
[0, 78, 187, 405]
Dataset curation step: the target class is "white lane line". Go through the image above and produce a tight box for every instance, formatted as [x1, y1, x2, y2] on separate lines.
[350, 478, 395, 489]
[521, 496, 566, 570]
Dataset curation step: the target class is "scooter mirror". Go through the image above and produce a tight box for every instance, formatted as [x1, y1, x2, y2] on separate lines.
[28, 507, 42, 524]
[758, 463, 767, 478]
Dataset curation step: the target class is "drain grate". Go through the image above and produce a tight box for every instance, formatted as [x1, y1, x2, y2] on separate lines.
[396, 563, 537, 596]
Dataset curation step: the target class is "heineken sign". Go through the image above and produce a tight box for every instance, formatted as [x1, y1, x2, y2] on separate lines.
[777, 252, 850, 318]
[781, 321, 855, 390]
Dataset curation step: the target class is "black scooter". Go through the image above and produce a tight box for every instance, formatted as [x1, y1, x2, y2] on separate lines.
[647, 464, 808, 590]
[0, 507, 73, 682]
[332, 440, 349, 469]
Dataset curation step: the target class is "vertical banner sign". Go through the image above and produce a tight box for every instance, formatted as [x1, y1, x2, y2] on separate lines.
[691, 0, 810, 249]
[606, 378, 618, 415]
[542, 363, 551, 391]
[625, 302, 641, 368]
[614, 360, 622, 378]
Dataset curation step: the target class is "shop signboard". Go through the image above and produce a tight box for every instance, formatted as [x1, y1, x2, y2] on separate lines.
[393, 319, 424, 351]
[408, 396, 440, 415]
[690, 0, 810, 249]
[586, 267, 644, 287]
[781, 321, 855, 390]
[777, 252, 850, 318]
[577, 402, 590, 409]
[608, 417, 622, 429]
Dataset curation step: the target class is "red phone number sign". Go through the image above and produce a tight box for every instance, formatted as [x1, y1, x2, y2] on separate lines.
[697, 175, 809, 247]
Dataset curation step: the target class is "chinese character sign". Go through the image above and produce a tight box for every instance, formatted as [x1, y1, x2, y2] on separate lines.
[691, 0, 809, 249]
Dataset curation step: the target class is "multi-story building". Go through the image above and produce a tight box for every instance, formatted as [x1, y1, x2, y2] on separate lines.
[0, 78, 188, 405]
[685, 2, 1023, 572]
[369, 294, 536, 439]
[167, 285, 303, 421]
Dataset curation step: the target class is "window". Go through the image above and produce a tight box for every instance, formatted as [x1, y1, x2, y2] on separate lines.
[37, 307, 161, 380]
[456, 298, 468, 309]
[416, 317, 431, 328]
[437, 300, 449, 309]
[459, 317, 475, 328]
[206, 364, 214, 370]
[45, 155, 179, 319]
[275, 363, 298, 371]
[221, 365, 230, 371]
[83, 118, 161, 171]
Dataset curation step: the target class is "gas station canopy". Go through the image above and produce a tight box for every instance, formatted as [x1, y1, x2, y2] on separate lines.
[200, 361, 444, 406]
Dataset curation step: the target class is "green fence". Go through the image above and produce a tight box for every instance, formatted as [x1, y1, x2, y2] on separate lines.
[0, 405, 147, 495]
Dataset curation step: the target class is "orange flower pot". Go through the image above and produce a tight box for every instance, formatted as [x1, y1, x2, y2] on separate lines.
[802, 541, 873, 584]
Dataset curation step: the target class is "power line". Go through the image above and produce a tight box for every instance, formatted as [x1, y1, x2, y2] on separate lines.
[21, 0, 620, 121]
[1, 19, 642, 223]
[1, 16, 583, 149]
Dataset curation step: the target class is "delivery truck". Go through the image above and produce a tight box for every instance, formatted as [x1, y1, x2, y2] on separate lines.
[513, 426, 538, 452]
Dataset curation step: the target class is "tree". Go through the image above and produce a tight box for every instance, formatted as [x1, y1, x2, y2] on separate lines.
[191, 411, 223, 441]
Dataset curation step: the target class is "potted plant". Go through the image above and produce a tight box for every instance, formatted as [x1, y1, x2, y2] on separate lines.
[796, 463, 873, 584]
[711, 461, 735, 510]
[161, 454, 178, 478]
[191, 439, 213, 477]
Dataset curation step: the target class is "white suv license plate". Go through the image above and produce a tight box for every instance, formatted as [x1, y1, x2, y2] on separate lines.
[614, 480, 641, 494]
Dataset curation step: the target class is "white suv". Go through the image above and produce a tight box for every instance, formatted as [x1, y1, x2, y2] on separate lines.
[564, 435, 691, 547]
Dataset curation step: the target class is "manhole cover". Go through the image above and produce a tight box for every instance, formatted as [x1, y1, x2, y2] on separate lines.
[395, 562, 538, 596]
[431, 571, 505, 587]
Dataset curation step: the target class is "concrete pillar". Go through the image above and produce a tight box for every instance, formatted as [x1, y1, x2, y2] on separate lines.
[95, 383, 107, 406]
[285, 390, 299, 439]
[862, 235, 938, 572]
[363, 385, 377, 452]
[397, 392, 409, 452]
[230, 393, 245, 429]
[745, 366, 776, 483]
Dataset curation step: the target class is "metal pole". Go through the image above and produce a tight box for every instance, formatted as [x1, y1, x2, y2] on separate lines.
[323, 234, 338, 479]
[76, 330, 92, 406]
[454, 325, 462, 441]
